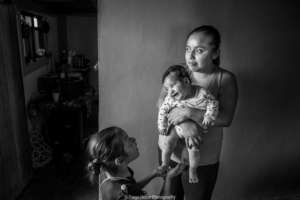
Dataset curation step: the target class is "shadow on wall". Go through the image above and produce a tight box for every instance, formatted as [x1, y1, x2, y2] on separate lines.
[225, 71, 300, 198]
[245, 160, 300, 198]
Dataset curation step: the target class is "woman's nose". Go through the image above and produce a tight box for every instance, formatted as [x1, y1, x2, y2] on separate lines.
[188, 50, 195, 59]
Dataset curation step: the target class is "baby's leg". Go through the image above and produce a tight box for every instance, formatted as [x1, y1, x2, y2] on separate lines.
[176, 120, 203, 183]
[176, 120, 203, 141]
[159, 127, 179, 168]
[187, 145, 201, 183]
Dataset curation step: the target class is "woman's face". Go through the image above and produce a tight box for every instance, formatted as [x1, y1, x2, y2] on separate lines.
[121, 132, 139, 162]
[185, 32, 219, 72]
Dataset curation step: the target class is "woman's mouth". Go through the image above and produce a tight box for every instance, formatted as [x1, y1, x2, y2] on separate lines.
[188, 61, 197, 66]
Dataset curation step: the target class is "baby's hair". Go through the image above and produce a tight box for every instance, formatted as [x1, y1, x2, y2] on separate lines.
[86, 126, 128, 184]
[186, 25, 221, 66]
[162, 65, 191, 84]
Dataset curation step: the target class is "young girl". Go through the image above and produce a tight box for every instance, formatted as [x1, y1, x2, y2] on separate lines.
[87, 126, 183, 200]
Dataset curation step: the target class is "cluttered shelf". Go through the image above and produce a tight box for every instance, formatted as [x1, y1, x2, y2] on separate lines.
[27, 67, 98, 168]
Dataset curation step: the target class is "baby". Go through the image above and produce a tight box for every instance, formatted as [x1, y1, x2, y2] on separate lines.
[158, 65, 219, 183]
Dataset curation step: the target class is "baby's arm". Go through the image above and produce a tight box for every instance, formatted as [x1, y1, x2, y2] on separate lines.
[158, 95, 174, 135]
[157, 86, 168, 108]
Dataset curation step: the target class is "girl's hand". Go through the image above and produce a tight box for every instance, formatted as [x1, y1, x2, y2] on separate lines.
[153, 165, 168, 177]
[166, 163, 186, 178]
[168, 107, 192, 125]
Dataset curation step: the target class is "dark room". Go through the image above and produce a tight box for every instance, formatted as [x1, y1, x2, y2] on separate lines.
[1, 0, 300, 200]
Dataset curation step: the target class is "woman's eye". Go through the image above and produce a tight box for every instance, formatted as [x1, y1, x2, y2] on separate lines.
[185, 47, 191, 52]
[195, 48, 204, 54]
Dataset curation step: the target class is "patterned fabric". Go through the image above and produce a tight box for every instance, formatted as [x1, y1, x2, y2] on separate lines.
[157, 87, 219, 136]
[27, 104, 52, 168]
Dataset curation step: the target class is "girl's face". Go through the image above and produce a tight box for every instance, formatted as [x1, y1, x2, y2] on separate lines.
[121, 132, 139, 162]
[185, 32, 219, 72]
[163, 73, 189, 100]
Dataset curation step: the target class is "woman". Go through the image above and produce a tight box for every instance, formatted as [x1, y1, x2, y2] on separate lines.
[158, 25, 238, 200]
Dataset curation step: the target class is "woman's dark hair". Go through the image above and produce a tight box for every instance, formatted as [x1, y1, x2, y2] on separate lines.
[162, 65, 191, 84]
[86, 126, 128, 184]
[187, 25, 221, 66]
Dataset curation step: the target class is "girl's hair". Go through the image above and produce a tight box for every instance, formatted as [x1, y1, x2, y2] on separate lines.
[186, 25, 221, 66]
[86, 126, 128, 184]
[162, 65, 191, 84]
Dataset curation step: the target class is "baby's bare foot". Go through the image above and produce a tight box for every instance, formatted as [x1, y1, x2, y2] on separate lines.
[189, 167, 199, 183]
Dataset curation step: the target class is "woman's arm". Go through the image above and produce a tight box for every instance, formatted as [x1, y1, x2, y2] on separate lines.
[212, 72, 238, 127]
[168, 71, 238, 128]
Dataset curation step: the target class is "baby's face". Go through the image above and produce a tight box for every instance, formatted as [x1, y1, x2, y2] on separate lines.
[163, 73, 188, 100]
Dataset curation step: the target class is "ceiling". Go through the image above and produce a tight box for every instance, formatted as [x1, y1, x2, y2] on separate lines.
[25, 0, 97, 15]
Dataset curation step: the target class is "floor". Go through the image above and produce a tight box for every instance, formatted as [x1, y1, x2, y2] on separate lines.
[17, 153, 98, 200]
[17, 96, 99, 200]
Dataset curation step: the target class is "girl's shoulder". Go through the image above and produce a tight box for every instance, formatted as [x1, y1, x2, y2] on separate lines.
[100, 180, 123, 200]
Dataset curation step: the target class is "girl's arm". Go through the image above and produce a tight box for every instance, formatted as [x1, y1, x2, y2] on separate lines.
[135, 173, 158, 190]
[135, 166, 167, 190]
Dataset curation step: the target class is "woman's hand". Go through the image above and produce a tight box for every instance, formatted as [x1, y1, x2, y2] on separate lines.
[168, 107, 192, 125]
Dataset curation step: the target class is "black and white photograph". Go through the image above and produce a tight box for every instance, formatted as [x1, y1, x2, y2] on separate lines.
[0, 0, 299, 200]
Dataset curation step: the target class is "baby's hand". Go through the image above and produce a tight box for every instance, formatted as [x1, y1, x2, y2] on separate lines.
[202, 117, 211, 128]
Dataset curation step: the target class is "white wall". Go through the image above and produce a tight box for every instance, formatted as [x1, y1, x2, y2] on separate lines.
[98, 0, 300, 198]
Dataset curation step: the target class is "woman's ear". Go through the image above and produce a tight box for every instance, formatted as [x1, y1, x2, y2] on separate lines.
[212, 48, 220, 60]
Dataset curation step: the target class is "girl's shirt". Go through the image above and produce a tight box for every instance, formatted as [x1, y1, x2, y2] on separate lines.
[99, 167, 146, 200]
